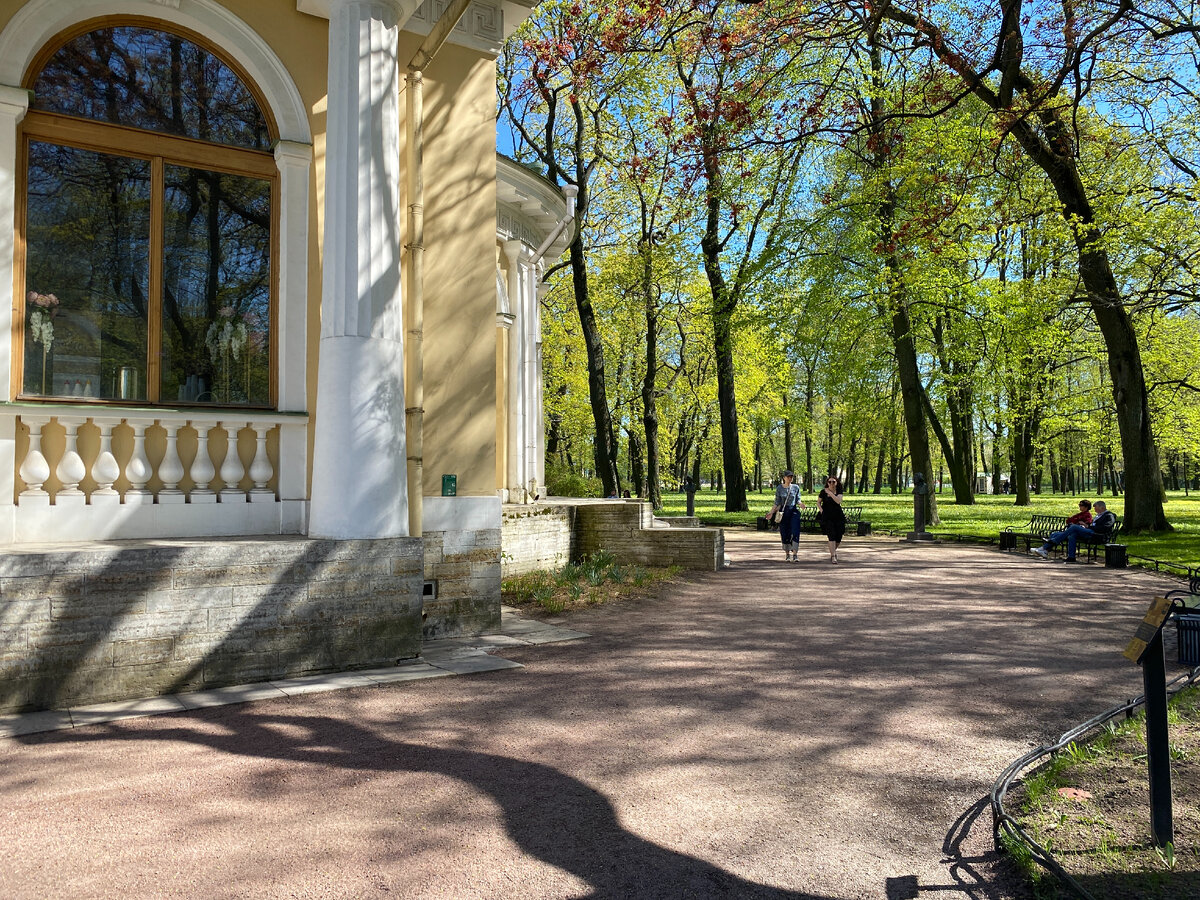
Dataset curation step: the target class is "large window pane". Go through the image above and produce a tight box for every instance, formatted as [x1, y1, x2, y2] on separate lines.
[160, 164, 271, 406]
[23, 141, 150, 400]
[31, 26, 270, 150]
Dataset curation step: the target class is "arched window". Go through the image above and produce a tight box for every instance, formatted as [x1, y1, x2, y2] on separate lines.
[18, 20, 277, 407]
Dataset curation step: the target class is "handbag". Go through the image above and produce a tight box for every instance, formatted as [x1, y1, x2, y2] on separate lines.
[771, 508, 783, 524]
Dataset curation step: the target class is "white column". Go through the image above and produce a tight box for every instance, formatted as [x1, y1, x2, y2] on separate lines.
[274, 140, 311, 412]
[310, 0, 420, 539]
[523, 261, 543, 499]
[503, 240, 524, 501]
[0, 88, 29, 526]
[0, 85, 29, 406]
[188, 422, 217, 503]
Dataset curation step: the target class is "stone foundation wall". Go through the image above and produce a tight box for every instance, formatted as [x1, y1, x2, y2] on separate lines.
[421, 527, 502, 640]
[575, 502, 724, 570]
[0, 537, 423, 714]
[500, 505, 576, 577]
[420, 497, 503, 641]
[501, 500, 723, 576]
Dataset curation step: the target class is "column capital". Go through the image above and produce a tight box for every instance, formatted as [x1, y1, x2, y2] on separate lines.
[298, 0, 423, 25]
[0, 84, 30, 122]
[274, 139, 313, 168]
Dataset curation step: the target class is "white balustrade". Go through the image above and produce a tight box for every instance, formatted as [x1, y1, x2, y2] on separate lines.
[12, 411, 287, 507]
[4, 407, 301, 543]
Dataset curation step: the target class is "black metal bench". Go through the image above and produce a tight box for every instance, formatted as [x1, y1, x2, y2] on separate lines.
[756, 504, 871, 536]
[1002, 513, 1123, 562]
[1000, 514, 1067, 552]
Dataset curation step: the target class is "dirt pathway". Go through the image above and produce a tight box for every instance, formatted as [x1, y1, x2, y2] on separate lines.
[0, 532, 1181, 899]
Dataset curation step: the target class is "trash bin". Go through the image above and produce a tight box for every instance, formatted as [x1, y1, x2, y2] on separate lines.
[1104, 543, 1127, 569]
[1176, 614, 1200, 666]
[998, 532, 1016, 551]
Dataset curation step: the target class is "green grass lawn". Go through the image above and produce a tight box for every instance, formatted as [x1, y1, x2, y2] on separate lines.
[658, 488, 1200, 574]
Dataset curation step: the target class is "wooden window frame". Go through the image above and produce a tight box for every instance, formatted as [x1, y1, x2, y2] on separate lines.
[14, 18, 280, 410]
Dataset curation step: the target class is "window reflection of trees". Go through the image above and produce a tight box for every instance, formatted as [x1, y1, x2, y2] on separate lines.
[33, 25, 269, 149]
[21, 22, 274, 407]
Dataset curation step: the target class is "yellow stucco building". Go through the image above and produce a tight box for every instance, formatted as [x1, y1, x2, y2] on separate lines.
[0, 0, 574, 712]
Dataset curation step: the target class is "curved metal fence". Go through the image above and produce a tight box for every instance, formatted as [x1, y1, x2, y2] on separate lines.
[990, 665, 1200, 900]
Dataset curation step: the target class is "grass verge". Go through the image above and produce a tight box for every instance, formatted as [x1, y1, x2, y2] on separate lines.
[1005, 683, 1200, 899]
[655, 489, 1200, 574]
[501, 549, 684, 614]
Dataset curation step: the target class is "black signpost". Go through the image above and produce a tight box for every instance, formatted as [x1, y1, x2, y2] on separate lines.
[905, 472, 933, 543]
[1123, 596, 1176, 847]
[684, 477, 697, 517]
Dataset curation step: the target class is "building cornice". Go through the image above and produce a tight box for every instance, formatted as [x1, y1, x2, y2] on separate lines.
[298, 0, 539, 56]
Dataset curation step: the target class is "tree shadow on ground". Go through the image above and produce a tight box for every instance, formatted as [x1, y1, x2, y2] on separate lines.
[39, 706, 836, 900]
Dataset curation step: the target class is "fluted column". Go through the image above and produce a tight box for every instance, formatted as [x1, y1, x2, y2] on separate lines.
[310, 0, 421, 539]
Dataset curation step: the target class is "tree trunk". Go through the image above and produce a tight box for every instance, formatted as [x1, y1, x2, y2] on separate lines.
[629, 429, 644, 499]
[569, 236, 620, 496]
[640, 242, 662, 509]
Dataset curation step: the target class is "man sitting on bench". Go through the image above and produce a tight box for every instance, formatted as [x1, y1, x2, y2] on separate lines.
[1032, 500, 1116, 562]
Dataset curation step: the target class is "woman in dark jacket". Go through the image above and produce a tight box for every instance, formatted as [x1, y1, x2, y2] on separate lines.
[817, 476, 846, 563]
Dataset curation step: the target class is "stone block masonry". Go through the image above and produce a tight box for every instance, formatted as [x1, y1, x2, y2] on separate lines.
[0, 536, 423, 714]
[421, 527, 502, 641]
[501, 500, 723, 577]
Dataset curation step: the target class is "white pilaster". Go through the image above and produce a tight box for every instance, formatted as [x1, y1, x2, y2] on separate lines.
[311, 0, 411, 538]
[0, 85, 29, 415]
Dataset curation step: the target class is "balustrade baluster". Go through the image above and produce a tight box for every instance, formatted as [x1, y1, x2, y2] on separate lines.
[55, 417, 87, 505]
[218, 421, 248, 501]
[18, 416, 51, 503]
[158, 421, 186, 502]
[124, 421, 153, 502]
[91, 420, 121, 503]
[188, 421, 217, 503]
[249, 422, 274, 500]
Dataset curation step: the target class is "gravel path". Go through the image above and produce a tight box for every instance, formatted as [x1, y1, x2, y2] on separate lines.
[0, 531, 1183, 899]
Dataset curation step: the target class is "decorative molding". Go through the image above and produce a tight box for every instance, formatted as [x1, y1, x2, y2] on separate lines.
[300, 0, 539, 56]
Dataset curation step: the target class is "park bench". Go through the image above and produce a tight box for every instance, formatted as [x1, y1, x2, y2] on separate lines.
[757, 505, 871, 536]
[1001, 513, 1123, 562]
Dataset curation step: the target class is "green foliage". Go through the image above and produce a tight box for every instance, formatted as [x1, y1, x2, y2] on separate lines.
[545, 462, 602, 498]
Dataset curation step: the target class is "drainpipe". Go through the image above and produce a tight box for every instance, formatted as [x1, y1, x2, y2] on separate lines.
[404, 0, 473, 537]
[531, 185, 578, 265]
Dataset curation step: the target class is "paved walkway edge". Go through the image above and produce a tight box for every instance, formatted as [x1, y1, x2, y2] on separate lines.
[1, 607, 587, 740]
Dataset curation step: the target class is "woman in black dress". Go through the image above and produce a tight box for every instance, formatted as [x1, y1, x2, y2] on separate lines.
[817, 476, 846, 563]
